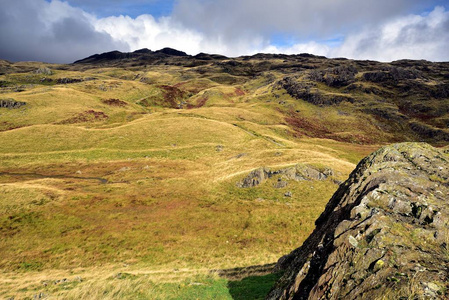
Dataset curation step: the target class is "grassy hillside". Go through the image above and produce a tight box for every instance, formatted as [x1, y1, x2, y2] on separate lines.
[0, 52, 447, 299]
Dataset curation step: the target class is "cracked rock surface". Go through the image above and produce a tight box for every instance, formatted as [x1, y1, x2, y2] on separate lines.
[267, 143, 449, 300]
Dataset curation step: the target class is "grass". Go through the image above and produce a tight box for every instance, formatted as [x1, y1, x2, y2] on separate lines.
[0, 266, 282, 299]
[228, 273, 282, 300]
[0, 60, 383, 299]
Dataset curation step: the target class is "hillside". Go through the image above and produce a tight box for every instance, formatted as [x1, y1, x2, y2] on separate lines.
[0, 49, 448, 299]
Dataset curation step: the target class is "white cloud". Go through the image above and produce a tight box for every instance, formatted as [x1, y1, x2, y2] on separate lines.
[95, 14, 273, 57]
[262, 42, 331, 57]
[94, 15, 205, 54]
[0, 0, 448, 62]
[93, 2, 449, 61]
[333, 6, 449, 61]
[172, 0, 422, 42]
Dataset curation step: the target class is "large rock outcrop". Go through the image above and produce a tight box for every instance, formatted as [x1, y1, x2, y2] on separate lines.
[267, 143, 449, 299]
[237, 165, 333, 188]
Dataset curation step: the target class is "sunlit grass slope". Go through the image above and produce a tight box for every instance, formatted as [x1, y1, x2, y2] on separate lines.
[0, 61, 379, 299]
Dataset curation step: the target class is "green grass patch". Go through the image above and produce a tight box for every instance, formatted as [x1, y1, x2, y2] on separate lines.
[228, 273, 282, 300]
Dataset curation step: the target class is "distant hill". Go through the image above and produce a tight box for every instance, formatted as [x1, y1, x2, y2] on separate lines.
[74, 47, 190, 64]
[73, 48, 449, 144]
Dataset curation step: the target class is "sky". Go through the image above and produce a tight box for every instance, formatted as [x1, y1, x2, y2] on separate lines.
[0, 0, 448, 63]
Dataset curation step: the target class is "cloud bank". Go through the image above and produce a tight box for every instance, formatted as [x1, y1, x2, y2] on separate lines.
[0, 0, 128, 63]
[0, 0, 448, 63]
[334, 6, 449, 61]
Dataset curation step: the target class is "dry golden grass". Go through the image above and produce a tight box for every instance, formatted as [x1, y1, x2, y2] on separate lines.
[0, 62, 381, 298]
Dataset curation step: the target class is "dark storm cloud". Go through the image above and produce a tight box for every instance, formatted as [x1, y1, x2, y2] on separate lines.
[0, 0, 128, 63]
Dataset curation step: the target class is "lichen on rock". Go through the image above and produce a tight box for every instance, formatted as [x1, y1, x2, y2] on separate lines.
[267, 143, 449, 300]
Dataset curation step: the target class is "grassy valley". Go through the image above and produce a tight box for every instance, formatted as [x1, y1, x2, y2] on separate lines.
[0, 50, 447, 299]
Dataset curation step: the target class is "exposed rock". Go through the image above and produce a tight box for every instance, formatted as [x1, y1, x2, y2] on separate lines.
[0, 99, 26, 109]
[362, 66, 420, 83]
[308, 65, 358, 87]
[34, 67, 52, 75]
[409, 121, 449, 141]
[237, 165, 333, 188]
[276, 77, 354, 106]
[56, 77, 84, 84]
[57, 110, 108, 124]
[267, 143, 449, 300]
[275, 178, 289, 188]
[238, 167, 271, 188]
[101, 98, 128, 107]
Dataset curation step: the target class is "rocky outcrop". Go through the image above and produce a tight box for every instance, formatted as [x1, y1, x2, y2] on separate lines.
[276, 77, 354, 106]
[410, 121, 449, 142]
[362, 66, 421, 83]
[237, 165, 333, 188]
[267, 143, 449, 299]
[308, 65, 358, 87]
[0, 99, 26, 109]
[56, 78, 84, 84]
[34, 67, 52, 75]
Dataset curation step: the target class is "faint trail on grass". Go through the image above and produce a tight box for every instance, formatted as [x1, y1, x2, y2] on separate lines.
[232, 123, 285, 147]
[0, 171, 108, 184]
[211, 263, 276, 280]
[126, 263, 276, 281]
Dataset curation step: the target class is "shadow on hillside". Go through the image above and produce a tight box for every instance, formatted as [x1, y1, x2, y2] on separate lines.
[212, 263, 281, 300]
[227, 272, 282, 300]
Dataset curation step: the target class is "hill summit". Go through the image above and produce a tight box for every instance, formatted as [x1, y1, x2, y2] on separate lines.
[267, 143, 449, 299]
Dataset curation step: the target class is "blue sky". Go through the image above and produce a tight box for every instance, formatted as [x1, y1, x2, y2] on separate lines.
[62, 0, 176, 18]
[2, 0, 449, 63]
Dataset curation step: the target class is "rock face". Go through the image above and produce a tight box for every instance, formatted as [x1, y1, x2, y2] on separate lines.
[267, 143, 449, 300]
[237, 165, 333, 188]
[0, 99, 26, 109]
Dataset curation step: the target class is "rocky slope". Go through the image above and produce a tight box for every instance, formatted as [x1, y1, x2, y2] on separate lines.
[73, 49, 449, 143]
[267, 143, 449, 299]
[2, 48, 449, 144]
